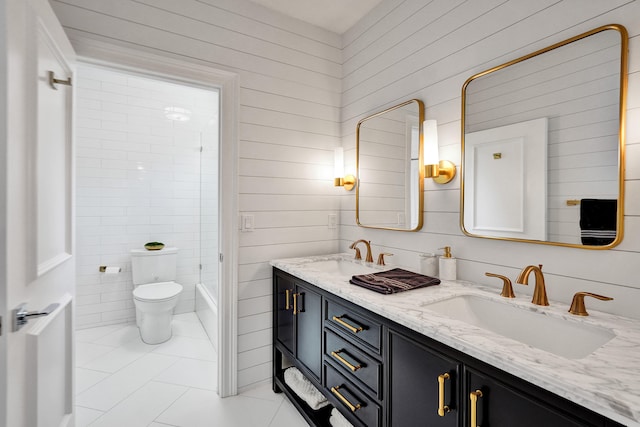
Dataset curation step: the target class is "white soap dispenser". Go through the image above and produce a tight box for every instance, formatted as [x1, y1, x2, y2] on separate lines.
[438, 246, 457, 281]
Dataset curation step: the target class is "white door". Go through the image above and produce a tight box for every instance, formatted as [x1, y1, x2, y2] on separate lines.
[0, 0, 76, 426]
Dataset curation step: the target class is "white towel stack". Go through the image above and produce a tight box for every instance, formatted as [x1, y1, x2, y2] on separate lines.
[329, 408, 354, 427]
[283, 367, 329, 410]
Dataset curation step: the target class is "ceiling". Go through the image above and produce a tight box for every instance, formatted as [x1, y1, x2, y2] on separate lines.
[247, 0, 384, 34]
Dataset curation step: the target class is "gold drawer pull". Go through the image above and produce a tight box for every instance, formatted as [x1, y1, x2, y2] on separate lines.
[331, 386, 362, 412]
[285, 289, 292, 310]
[331, 350, 362, 372]
[332, 315, 363, 333]
[470, 389, 483, 427]
[437, 373, 451, 416]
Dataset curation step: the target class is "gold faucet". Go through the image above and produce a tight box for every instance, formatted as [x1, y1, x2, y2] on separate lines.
[516, 264, 549, 306]
[349, 240, 373, 263]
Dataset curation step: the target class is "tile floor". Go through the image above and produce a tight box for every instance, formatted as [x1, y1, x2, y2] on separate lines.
[75, 313, 308, 427]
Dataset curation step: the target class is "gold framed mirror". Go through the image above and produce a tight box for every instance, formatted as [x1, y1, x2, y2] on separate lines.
[356, 99, 425, 231]
[461, 24, 627, 249]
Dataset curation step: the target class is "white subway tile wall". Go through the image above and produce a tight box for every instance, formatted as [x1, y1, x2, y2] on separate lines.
[75, 65, 219, 329]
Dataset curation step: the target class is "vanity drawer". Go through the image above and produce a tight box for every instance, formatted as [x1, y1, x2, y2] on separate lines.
[324, 329, 382, 399]
[326, 300, 382, 352]
[325, 362, 381, 427]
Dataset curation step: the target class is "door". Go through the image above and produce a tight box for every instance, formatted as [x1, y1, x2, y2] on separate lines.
[0, 0, 76, 426]
[294, 283, 322, 380]
[274, 272, 295, 354]
[389, 330, 460, 427]
[465, 367, 596, 427]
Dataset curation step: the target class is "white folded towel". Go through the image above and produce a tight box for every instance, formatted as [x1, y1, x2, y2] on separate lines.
[329, 408, 354, 427]
[283, 367, 329, 410]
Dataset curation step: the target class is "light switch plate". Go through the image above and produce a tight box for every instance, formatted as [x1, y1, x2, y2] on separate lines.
[241, 214, 254, 232]
[328, 214, 337, 229]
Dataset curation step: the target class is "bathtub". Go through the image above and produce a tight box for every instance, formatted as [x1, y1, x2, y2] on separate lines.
[195, 283, 218, 353]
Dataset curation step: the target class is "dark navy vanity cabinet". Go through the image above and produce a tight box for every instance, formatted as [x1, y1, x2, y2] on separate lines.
[272, 268, 623, 427]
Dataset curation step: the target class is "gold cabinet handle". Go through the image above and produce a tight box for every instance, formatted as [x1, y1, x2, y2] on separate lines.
[437, 373, 451, 417]
[331, 386, 362, 412]
[292, 293, 299, 315]
[285, 289, 292, 310]
[470, 389, 483, 427]
[331, 350, 362, 372]
[332, 315, 363, 333]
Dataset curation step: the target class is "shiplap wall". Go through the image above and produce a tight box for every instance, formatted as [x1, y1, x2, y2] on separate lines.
[51, 0, 341, 389]
[74, 65, 219, 328]
[340, 0, 640, 322]
[464, 29, 620, 243]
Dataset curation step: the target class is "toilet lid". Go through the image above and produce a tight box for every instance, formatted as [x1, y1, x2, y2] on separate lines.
[133, 281, 183, 302]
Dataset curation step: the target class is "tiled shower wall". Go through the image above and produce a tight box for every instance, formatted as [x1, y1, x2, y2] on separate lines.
[75, 65, 219, 329]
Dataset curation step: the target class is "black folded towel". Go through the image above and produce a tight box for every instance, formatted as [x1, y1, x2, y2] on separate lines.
[350, 268, 440, 295]
[580, 199, 617, 245]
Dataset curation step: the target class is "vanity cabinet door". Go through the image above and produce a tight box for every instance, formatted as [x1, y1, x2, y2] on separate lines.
[295, 283, 323, 380]
[275, 273, 295, 355]
[388, 330, 460, 427]
[465, 367, 601, 427]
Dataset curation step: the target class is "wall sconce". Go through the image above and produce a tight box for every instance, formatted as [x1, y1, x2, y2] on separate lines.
[423, 119, 456, 184]
[334, 147, 356, 191]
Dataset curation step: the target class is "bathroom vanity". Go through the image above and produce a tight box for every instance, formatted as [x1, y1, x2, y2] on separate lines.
[271, 255, 640, 427]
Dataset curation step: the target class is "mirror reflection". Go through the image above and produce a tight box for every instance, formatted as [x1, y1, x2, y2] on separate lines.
[461, 25, 627, 248]
[356, 99, 424, 231]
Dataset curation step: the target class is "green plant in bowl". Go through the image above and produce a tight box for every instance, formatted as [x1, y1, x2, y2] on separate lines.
[144, 242, 165, 251]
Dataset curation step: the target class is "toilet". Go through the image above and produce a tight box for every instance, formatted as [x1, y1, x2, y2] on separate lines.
[131, 247, 183, 344]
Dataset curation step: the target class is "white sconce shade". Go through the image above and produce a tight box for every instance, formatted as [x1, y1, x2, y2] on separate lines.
[333, 147, 356, 191]
[423, 119, 440, 167]
[334, 147, 344, 179]
[422, 119, 457, 184]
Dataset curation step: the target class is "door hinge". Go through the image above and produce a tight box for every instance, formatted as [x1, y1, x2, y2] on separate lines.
[199, 264, 202, 271]
[0, 316, 2, 336]
[219, 253, 224, 262]
[200, 146, 204, 153]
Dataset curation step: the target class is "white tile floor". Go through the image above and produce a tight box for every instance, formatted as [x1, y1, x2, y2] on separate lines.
[76, 313, 308, 427]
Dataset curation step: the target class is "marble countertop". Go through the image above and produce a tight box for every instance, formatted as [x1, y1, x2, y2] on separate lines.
[271, 253, 640, 427]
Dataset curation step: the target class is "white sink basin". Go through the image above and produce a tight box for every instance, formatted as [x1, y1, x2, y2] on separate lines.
[423, 295, 615, 359]
[304, 259, 379, 277]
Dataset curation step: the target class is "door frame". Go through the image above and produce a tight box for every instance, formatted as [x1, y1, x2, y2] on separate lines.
[69, 37, 239, 397]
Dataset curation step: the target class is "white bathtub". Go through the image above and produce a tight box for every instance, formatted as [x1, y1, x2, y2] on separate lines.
[195, 283, 218, 353]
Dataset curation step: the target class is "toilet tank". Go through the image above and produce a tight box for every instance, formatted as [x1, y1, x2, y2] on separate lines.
[131, 247, 178, 285]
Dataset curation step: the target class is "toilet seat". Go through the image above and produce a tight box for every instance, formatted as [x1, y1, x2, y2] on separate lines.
[133, 281, 183, 303]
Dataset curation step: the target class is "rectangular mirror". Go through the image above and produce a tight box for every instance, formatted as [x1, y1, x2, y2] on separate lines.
[461, 24, 627, 249]
[356, 99, 424, 231]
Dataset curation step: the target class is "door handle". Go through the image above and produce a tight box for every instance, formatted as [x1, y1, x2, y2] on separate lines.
[12, 302, 60, 332]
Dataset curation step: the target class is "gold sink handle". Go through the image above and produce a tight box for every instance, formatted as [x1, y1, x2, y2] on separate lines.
[569, 292, 613, 316]
[485, 272, 515, 298]
[377, 252, 393, 266]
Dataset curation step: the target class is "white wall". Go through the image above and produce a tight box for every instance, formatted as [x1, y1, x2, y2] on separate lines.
[75, 65, 219, 328]
[340, 0, 640, 321]
[51, 0, 342, 389]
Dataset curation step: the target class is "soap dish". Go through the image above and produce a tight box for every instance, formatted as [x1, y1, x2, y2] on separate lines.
[144, 242, 165, 251]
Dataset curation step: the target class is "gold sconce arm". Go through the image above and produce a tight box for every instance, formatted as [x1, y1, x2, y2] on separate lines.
[425, 160, 457, 184]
